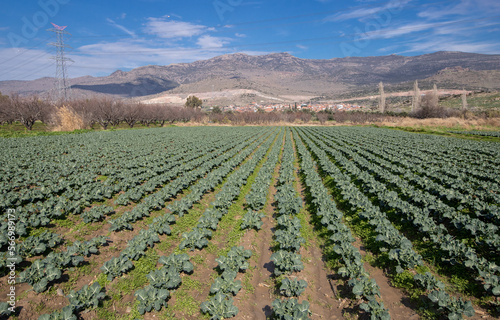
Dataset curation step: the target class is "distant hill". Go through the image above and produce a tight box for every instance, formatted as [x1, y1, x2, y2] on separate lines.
[1, 51, 500, 103]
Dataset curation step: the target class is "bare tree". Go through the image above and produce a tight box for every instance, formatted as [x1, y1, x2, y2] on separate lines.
[89, 98, 119, 130]
[462, 89, 468, 110]
[432, 83, 439, 107]
[11, 95, 49, 130]
[317, 112, 329, 124]
[412, 80, 420, 112]
[0, 93, 14, 125]
[379, 81, 386, 113]
[121, 102, 141, 128]
[70, 99, 96, 128]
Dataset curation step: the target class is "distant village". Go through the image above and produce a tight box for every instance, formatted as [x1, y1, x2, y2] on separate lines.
[208, 102, 369, 113]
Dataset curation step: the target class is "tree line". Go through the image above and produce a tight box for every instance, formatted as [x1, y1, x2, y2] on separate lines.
[0, 94, 395, 130]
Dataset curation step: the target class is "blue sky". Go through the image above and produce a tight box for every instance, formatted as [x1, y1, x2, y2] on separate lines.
[1, 0, 499, 81]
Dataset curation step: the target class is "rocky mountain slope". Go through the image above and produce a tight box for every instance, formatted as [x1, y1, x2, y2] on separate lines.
[1, 51, 499, 102]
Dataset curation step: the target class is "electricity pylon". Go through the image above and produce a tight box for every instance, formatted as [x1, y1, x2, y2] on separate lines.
[48, 23, 73, 101]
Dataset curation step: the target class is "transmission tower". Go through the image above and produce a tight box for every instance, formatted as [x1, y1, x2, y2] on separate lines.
[48, 23, 73, 101]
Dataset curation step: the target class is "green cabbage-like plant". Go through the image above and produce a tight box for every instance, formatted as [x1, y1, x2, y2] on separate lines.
[19, 231, 62, 257]
[270, 250, 304, 276]
[38, 306, 77, 320]
[240, 210, 265, 230]
[359, 300, 390, 320]
[101, 256, 133, 281]
[216, 246, 252, 273]
[108, 217, 133, 232]
[0, 302, 13, 317]
[148, 214, 176, 235]
[280, 278, 307, 297]
[179, 228, 209, 251]
[271, 298, 311, 320]
[44, 251, 83, 269]
[18, 260, 62, 293]
[210, 271, 242, 296]
[274, 230, 305, 252]
[200, 292, 239, 320]
[147, 267, 182, 290]
[67, 282, 105, 311]
[132, 229, 160, 248]
[428, 290, 475, 319]
[414, 272, 445, 291]
[81, 205, 114, 223]
[67, 236, 107, 258]
[135, 285, 170, 315]
[348, 276, 381, 301]
[158, 253, 194, 274]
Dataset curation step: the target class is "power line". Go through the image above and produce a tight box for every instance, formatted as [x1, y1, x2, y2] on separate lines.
[0, 36, 53, 67]
[48, 24, 73, 101]
[72, 15, 500, 55]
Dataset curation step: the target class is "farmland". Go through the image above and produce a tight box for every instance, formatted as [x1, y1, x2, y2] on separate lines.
[0, 126, 499, 320]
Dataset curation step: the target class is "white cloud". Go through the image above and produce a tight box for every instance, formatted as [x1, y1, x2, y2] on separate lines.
[361, 22, 434, 40]
[327, 0, 412, 21]
[144, 18, 206, 39]
[0, 48, 54, 81]
[400, 38, 500, 54]
[296, 44, 308, 50]
[196, 35, 230, 49]
[418, 0, 500, 20]
[106, 18, 136, 38]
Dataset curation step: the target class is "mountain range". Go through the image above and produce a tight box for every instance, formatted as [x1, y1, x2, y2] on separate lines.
[1, 51, 500, 104]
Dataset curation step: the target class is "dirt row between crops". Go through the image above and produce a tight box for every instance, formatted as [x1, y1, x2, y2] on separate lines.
[291, 129, 422, 320]
[2, 132, 274, 320]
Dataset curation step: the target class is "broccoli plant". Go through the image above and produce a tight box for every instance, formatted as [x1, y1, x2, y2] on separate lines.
[428, 290, 475, 319]
[135, 285, 170, 315]
[67, 282, 105, 311]
[216, 246, 252, 273]
[167, 200, 191, 217]
[359, 300, 390, 320]
[67, 236, 108, 257]
[158, 253, 194, 274]
[44, 251, 84, 269]
[210, 271, 242, 296]
[197, 214, 220, 231]
[101, 256, 133, 281]
[38, 306, 77, 320]
[279, 278, 307, 297]
[276, 216, 302, 233]
[414, 272, 445, 291]
[0, 302, 12, 317]
[81, 205, 114, 223]
[274, 230, 305, 252]
[148, 214, 176, 235]
[348, 276, 381, 301]
[240, 210, 265, 231]
[132, 229, 160, 248]
[108, 216, 133, 232]
[147, 267, 182, 290]
[18, 260, 62, 293]
[200, 292, 239, 320]
[270, 251, 304, 276]
[271, 298, 311, 320]
[179, 228, 210, 251]
[19, 231, 62, 257]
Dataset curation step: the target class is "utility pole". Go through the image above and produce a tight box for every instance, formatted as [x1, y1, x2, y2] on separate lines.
[48, 23, 73, 101]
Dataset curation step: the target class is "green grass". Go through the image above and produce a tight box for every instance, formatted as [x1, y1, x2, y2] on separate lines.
[440, 92, 500, 110]
[113, 249, 159, 296]
[376, 124, 500, 142]
[0, 121, 171, 138]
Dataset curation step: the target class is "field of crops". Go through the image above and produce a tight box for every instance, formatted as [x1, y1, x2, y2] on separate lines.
[0, 126, 499, 320]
